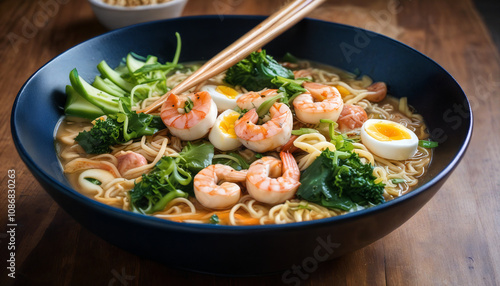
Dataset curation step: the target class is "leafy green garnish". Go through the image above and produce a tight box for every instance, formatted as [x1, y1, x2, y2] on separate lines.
[224, 50, 295, 91]
[212, 153, 251, 171]
[209, 214, 220, 224]
[65, 33, 184, 120]
[271, 76, 306, 105]
[129, 157, 190, 214]
[75, 102, 165, 154]
[129, 141, 215, 214]
[282, 52, 298, 63]
[418, 140, 439, 148]
[296, 149, 385, 211]
[256, 93, 284, 118]
[75, 117, 122, 154]
[319, 119, 354, 151]
[183, 97, 194, 114]
[176, 141, 214, 174]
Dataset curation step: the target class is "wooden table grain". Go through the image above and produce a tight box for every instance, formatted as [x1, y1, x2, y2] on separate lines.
[1, 0, 499, 285]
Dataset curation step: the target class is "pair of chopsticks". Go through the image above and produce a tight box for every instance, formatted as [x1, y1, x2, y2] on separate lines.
[139, 0, 326, 114]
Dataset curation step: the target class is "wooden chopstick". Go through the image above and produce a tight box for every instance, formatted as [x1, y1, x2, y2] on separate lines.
[175, 0, 309, 93]
[139, 0, 325, 114]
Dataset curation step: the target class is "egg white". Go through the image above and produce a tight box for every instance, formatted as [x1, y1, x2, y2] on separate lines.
[360, 119, 418, 161]
[209, 109, 242, 151]
[200, 85, 241, 112]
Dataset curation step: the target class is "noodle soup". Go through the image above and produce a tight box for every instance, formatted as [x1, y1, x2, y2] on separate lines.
[56, 55, 432, 226]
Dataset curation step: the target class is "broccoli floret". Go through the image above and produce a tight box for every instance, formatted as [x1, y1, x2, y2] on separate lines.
[129, 141, 214, 214]
[74, 105, 165, 154]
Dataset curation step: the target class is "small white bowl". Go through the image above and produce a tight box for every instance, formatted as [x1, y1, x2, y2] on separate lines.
[88, 0, 188, 30]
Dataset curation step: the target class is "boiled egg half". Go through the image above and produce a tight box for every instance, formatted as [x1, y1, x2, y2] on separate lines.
[360, 119, 418, 160]
[209, 109, 242, 151]
[201, 85, 241, 112]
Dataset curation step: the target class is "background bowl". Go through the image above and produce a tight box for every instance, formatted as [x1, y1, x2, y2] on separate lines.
[88, 0, 188, 30]
[11, 16, 472, 276]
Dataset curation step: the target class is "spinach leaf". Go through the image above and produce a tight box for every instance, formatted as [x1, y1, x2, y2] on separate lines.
[224, 50, 295, 91]
[297, 149, 385, 211]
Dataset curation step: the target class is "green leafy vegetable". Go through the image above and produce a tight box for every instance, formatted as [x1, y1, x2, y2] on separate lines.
[75, 102, 165, 154]
[129, 157, 190, 214]
[213, 152, 253, 170]
[256, 93, 284, 118]
[209, 214, 220, 224]
[65, 33, 184, 119]
[271, 76, 306, 105]
[74, 116, 122, 154]
[282, 52, 298, 63]
[176, 141, 214, 174]
[224, 50, 295, 91]
[319, 119, 354, 151]
[183, 97, 194, 114]
[418, 140, 439, 148]
[297, 149, 385, 211]
[129, 141, 215, 214]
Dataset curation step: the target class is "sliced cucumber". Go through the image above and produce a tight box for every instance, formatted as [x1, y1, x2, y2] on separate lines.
[92, 76, 128, 98]
[97, 60, 135, 92]
[64, 85, 105, 120]
[126, 53, 146, 73]
[145, 55, 158, 65]
[69, 68, 121, 114]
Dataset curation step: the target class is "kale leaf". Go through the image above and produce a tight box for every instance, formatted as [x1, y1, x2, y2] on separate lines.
[224, 50, 295, 91]
[297, 149, 385, 211]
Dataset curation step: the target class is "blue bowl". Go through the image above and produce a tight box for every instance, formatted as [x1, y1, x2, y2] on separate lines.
[11, 16, 472, 276]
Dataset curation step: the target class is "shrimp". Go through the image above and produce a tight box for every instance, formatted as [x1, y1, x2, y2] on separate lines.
[115, 151, 147, 175]
[160, 91, 217, 141]
[292, 82, 344, 124]
[246, 151, 300, 204]
[234, 102, 293, 153]
[193, 164, 247, 209]
[293, 68, 313, 80]
[365, 82, 387, 102]
[337, 104, 368, 132]
[236, 89, 278, 111]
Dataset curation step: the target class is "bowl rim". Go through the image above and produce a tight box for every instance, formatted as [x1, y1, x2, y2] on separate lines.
[11, 15, 473, 231]
[88, 0, 187, 11]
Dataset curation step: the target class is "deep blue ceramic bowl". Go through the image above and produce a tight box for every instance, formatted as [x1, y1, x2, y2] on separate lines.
[11, 16, 472, 276]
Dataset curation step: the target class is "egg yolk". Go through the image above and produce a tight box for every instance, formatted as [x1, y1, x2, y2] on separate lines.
[216, 85, 239, 99]
[365, 122, 411, 141]
[218, 112, 239, 138]
[335, 85, 350, 98]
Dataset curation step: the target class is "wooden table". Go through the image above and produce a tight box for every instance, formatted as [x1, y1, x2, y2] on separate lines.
[1, 0, 499, 285]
